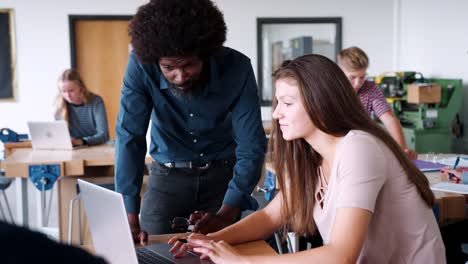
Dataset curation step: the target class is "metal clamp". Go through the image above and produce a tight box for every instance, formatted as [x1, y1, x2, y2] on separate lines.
[28, 164, 60, 229]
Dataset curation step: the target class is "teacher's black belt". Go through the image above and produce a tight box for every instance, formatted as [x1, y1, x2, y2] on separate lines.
[163, 161, 211, 169]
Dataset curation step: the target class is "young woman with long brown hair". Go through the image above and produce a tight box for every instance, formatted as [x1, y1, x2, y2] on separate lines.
[169, 54, 445, 263]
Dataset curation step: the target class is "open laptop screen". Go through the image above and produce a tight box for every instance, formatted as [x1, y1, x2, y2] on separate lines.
[27, 121, 73, 150]
[78, 180, 212, 264]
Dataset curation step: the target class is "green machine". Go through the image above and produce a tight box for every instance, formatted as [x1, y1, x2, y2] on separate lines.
[375, 72, 463, 153]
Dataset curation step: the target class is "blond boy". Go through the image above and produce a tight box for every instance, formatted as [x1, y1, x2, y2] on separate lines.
[338, 46, 417, 159]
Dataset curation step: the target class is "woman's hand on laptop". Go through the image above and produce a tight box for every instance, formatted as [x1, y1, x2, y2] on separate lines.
[128, 213, 148, 246]
[168, 233, 211, 258]
[190, 238, 246, 264]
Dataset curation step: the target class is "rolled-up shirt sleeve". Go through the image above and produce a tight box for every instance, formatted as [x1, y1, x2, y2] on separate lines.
[224, 63, 267, 211]
[115, 53, 152, 214]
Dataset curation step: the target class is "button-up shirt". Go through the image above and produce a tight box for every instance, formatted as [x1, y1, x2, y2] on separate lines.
[115, 47, 267, 214]
[358, 80, 391, 118]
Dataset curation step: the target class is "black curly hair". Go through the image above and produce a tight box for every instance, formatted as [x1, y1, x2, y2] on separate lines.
[129, 0, 227, 63]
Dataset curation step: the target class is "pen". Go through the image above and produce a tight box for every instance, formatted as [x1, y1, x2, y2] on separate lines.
[452, 156, 460, 169]
[449, 156, 460, 181]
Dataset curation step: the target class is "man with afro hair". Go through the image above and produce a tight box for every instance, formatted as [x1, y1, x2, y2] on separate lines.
[115, 0, 266, 244]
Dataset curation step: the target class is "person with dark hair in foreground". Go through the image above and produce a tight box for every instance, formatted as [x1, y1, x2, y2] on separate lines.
[115, 0, 266, 243]
[169, 54, 445, 263]
[0, 221, 107, 264]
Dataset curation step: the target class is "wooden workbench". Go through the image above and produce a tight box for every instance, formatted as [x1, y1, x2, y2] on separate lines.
[3, 144, 152, 243]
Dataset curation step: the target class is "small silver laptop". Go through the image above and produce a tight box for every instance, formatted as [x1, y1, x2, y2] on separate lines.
[77, 179, 212, 264]
[27, 121, 74, 150]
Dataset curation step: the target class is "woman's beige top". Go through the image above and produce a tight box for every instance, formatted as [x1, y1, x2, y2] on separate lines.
[313, 130, 445, 264]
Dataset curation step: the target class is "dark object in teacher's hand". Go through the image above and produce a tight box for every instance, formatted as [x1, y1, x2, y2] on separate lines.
[171, 217, 190, 233]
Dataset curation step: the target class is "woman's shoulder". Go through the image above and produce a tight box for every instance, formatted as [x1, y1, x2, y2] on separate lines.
[337, 130, 388, 158]
[88, 94, 104, 104]
[335, 130, 392, 178]
[342, 130, 380, 146]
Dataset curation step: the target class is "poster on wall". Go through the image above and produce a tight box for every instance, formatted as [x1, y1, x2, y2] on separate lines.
[0, 9, 16, 101]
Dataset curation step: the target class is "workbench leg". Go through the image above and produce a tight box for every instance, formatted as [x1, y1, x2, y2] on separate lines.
[35, 184, 59, 239]
[36, 185, 55, 228]
[36, 187, 43, 228]
[15, 177, 28, 227]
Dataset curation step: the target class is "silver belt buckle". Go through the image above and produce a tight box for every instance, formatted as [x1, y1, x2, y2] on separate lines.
[164, 162, 174, 168]
[189, 161, 209, 169]
[198, 162, 210, 169]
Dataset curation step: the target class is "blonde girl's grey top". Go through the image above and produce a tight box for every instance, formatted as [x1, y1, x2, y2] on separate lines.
[66, 95, 109, 145]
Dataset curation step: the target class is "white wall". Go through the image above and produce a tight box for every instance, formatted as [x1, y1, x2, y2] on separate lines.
[399, 0, 468, 79]
[216, 0, 394, 75]
[0, 0, 394, 132]
[216, 0, 395, 119]
[399, 0, 468, 151]
[0, 0, 146, 133]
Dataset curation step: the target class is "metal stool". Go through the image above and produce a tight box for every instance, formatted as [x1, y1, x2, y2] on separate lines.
[0, 172, 14, 223]
[257, 170, 299, 254]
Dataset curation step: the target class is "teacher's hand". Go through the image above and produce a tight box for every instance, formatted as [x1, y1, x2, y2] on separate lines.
[71, 137, 84, 146]
[128, 213, 148, 246]
[190, 205, 240, 234]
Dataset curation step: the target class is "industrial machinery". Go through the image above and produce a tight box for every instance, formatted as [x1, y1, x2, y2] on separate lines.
[374, 72, 463, 153]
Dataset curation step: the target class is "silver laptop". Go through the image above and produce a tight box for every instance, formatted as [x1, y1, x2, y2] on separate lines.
[28, 121, 74, 150]
[77, 179, 212, 264]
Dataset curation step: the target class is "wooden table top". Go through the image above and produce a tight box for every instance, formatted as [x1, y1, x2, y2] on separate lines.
[82, 234, 276, 257]
[3, 144, 153, 177]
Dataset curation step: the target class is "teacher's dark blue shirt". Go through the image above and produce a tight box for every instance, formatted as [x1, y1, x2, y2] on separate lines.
[115, 47, 266, 214]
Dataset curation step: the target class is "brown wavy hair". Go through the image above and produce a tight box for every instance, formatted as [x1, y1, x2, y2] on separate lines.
[269, 55, 434, 237]
[54, 69, 95, 124]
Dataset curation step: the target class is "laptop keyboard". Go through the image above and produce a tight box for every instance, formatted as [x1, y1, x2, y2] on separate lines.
[136, 247, 174, 264]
